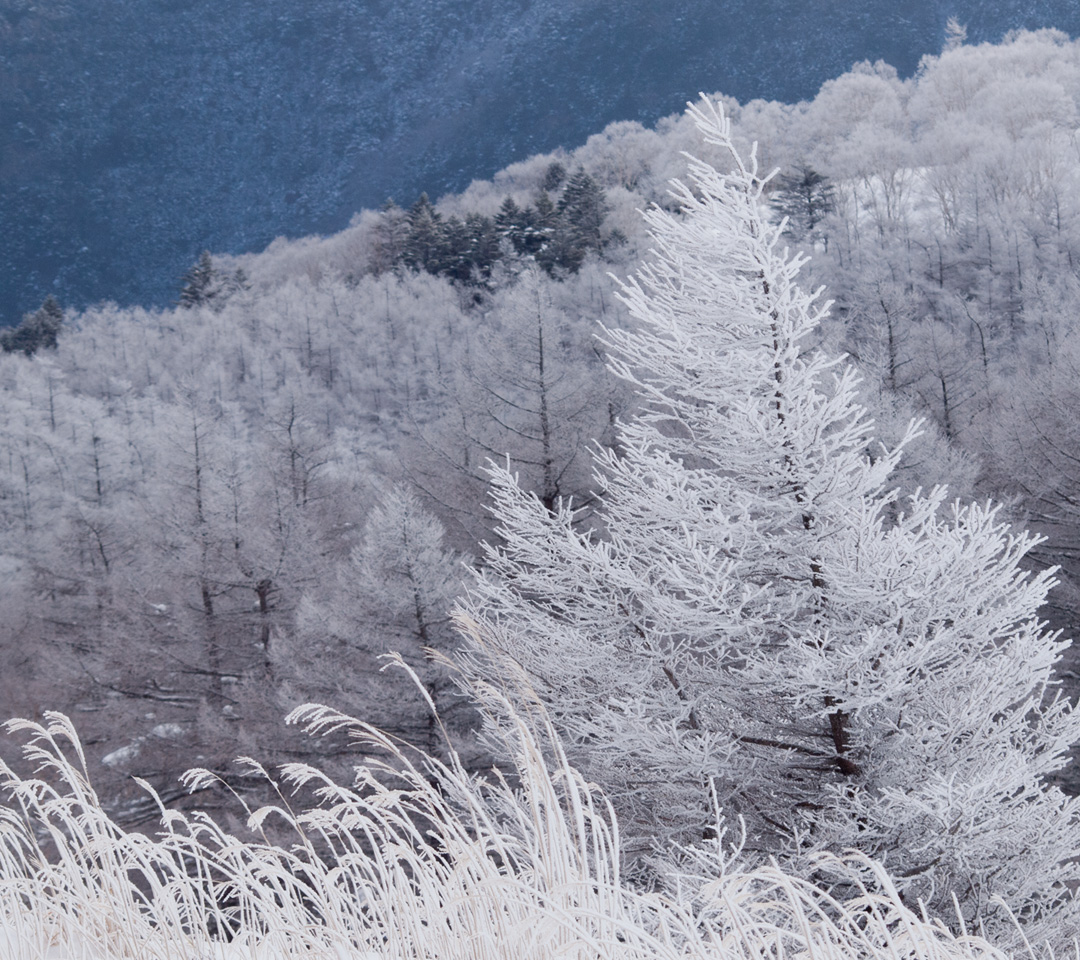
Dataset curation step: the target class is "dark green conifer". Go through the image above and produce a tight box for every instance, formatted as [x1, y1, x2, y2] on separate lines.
[496, 196, 523, 246]
[371, 199, 410, 273]
[439, 215, 472, 282]
[463, 213, 500, 281]
[178, 250, 220, 309]
[402, 194, 446, 274]
[1, 295, 64, 356]
[769, 163, 836, 245]
[497, 197, 547, 258]
[557, 170, 608, 253]
[542, 161, 567, 193]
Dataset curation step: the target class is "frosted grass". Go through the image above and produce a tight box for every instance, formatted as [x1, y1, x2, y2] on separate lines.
[0, 654, 1019, 960]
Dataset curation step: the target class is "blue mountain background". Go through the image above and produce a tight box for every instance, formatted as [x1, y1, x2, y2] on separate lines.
[2, 0, 1079, 322]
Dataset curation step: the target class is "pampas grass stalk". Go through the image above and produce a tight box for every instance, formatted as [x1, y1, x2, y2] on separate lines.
[0, 654, 1022, 960]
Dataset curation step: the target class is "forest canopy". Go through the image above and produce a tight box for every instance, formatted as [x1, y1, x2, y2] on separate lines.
[4, 27, 1080, 955]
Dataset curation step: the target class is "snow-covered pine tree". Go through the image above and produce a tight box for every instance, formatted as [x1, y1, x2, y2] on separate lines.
[459, 98, 1080, 947]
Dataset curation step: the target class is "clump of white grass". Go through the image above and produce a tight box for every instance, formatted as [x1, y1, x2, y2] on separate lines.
[0, 654, 1021, 960]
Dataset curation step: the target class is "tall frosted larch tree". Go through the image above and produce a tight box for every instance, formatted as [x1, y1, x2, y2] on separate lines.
[459, 99, 1080, 947]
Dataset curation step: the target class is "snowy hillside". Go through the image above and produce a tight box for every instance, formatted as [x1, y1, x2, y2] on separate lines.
[2, 0, 1078, 321]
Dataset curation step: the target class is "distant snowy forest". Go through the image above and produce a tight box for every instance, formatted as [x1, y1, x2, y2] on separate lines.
[6, 27, 1080, 956]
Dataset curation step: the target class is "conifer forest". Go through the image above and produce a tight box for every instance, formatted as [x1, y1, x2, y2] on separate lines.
[6, 22, 1080, 960]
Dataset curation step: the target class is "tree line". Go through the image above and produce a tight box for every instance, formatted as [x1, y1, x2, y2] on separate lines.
[365, 164, 621, 283]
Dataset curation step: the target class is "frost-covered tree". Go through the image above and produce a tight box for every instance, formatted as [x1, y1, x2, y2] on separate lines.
[350, 485, 470, 748]
[405, 266, 620, 539]
[289, 484, 473, 759]
[459, 99, 1080, 947]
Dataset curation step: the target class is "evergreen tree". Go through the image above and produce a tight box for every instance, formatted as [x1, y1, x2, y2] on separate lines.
[769, 163, 836, 245]
[459, 100, 1080, 948]
[495, 196, 524, 254]
[370, 199, 410, 274]
[221, 267, 251, 299]
[542, 160, 567, 193]
[178, 250, 220, 309]
[532, 190, 564, 276]
[532, 191, 558, 244]
[439, 215, 472, 282]
[1, 295, 64, 356]
[33, 294, 64, 350]
[402, 194, 447, 275]
[557, 169, 608, 254]
[465, 213, 501, 277]
[533, 170, 611, 275]
[496, 196, 547, 259]
[441, 213, 500, 284]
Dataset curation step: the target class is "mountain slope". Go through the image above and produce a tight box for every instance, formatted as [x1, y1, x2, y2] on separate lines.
[1, 0, 1078, 320]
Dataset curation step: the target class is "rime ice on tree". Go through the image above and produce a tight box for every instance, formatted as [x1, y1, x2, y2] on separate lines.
[460, 98, 1080, 948]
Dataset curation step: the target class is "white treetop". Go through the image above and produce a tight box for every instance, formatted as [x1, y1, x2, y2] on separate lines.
[460, 98, 1080, 947]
